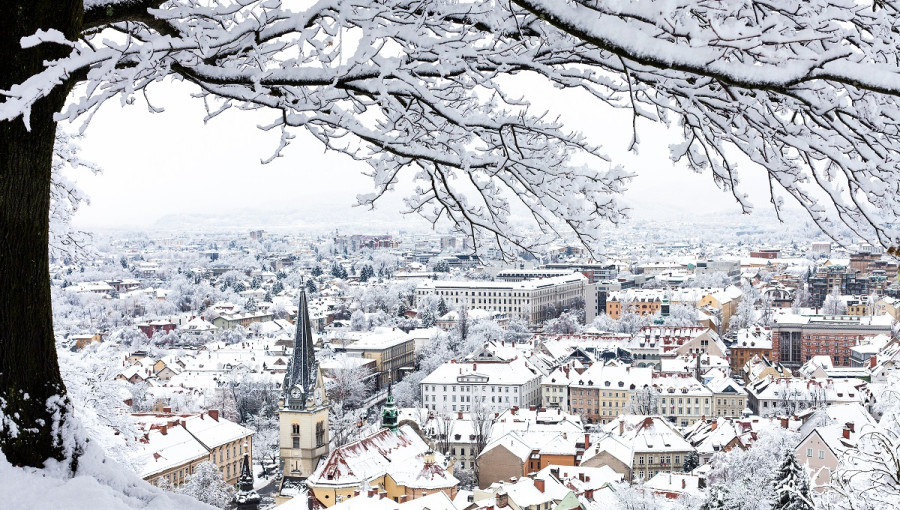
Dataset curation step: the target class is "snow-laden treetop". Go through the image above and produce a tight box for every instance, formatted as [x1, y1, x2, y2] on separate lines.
[5, 0, 900, 254]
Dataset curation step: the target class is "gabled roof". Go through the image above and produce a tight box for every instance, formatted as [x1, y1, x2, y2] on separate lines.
[307, 425, 458, 490]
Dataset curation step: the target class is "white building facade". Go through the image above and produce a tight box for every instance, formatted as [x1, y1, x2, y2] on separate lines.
[415, 273, 588, 324]
[420, 358, 543, 413]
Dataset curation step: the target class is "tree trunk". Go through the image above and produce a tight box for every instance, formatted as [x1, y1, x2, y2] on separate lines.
[0, 0, 82, 468]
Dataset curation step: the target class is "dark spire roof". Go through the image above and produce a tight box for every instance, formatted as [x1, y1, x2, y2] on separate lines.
[284, 289, 318, 410]
[238, 452, 254, 492]
[234, 452, 260, 508]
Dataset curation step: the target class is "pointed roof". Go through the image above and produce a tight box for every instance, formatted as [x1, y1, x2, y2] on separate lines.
[235, 452, 261, 507]
[283, 289, 318, 410]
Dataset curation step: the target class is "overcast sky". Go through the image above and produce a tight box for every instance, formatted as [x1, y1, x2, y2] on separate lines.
[66, 78, 778, 232]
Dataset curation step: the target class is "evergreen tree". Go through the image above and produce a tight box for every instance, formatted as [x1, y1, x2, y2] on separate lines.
[271, 280, 284, 295]
[772, 450, 814, 510]
[311, 265, 322, 277]
[683, 451, 700, 472]
[306, 279, 317, 295]
[437, 297, 448, 317]
[420, 309, 436, 328]
[245, 297, 258, 312]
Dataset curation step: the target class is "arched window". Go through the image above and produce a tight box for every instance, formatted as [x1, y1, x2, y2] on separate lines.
[292, 423, 300, 434]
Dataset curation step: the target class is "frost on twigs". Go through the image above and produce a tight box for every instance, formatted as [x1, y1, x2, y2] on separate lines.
[6, 0, 900, 252]
[50, 131, 100, 262]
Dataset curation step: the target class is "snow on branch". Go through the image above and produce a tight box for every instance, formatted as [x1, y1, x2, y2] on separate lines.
[5, 0, 900, 253]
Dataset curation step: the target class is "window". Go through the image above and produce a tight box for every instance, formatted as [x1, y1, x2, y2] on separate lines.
[292, 437, 300, 448]
[807, 448, 813, 457]
[316, 421, 326, 447]
[292, 424, 300, 434]
[819, 450, 825, 459]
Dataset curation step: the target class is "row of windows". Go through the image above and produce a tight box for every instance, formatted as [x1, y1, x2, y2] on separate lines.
[426, 385, 520, 393]
[806, 448, 826, 459]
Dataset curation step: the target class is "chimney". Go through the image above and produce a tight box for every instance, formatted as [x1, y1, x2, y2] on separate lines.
[379, 491, 387, 500]
[399, 495, 408, 503]
[682, 479, 686, 489]
[497, 491, 509, 508]
[579, 473, 585, 482]
[529, 405, 537, 412]
[584, 489, 594, 499]
[353, 490, 360, 497]
[534, 479, 545, 493]
[870, 356, 877, 369]
[619, 420, 624, 436]
[711, 421, 718, 432]
[368, 488, 377, 497]
[780, 417, 788, 429]
[160, 425, 167, 435]
[163, 407, 172, 413]
[842, 427, 850, 440]
[458, 411, 463, 419]
[473, 363, 477, 371]
[209, 409, 219, 421]
[584, 433, 591, 450]
[846, 422, 855, 433]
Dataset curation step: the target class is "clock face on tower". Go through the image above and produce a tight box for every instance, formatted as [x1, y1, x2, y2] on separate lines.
[291, 386, 302, 399]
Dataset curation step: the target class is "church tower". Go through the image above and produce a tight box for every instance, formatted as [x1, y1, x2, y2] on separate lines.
[279, 289, 330, 479]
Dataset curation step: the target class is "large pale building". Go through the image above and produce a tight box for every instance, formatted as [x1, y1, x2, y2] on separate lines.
[279, 291, 330, 485]
[419, 358, 543, 414]
[415, 273, 588, 324]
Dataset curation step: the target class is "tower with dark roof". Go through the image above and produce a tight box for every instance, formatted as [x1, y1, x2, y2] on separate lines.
[283, 289, 319, 410]
[278, 289, 330, 481]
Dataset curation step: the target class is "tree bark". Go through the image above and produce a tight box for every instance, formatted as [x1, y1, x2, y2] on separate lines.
[0, 0, 82, 468]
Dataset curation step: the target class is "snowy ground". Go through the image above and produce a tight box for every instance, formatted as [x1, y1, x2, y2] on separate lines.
[0, 445, 213, 510]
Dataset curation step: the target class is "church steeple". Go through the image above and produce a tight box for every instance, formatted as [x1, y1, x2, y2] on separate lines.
[278, 287, 330, 483]
[284, 289, 318, 410]
[381, 382, 399, 433]
[234, 448, 260, 509]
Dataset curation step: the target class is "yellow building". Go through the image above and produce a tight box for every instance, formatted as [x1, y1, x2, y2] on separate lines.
[305, 425, 458, 507]
[337, 327, 416, 389]
[698, 286, 742, 331]
[133, 410, 254, 488]
[72, 333, 101, 350]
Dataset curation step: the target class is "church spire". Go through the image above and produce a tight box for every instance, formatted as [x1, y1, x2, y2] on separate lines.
[234, 448, 260, 509]
[284, 288, 318, 410]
